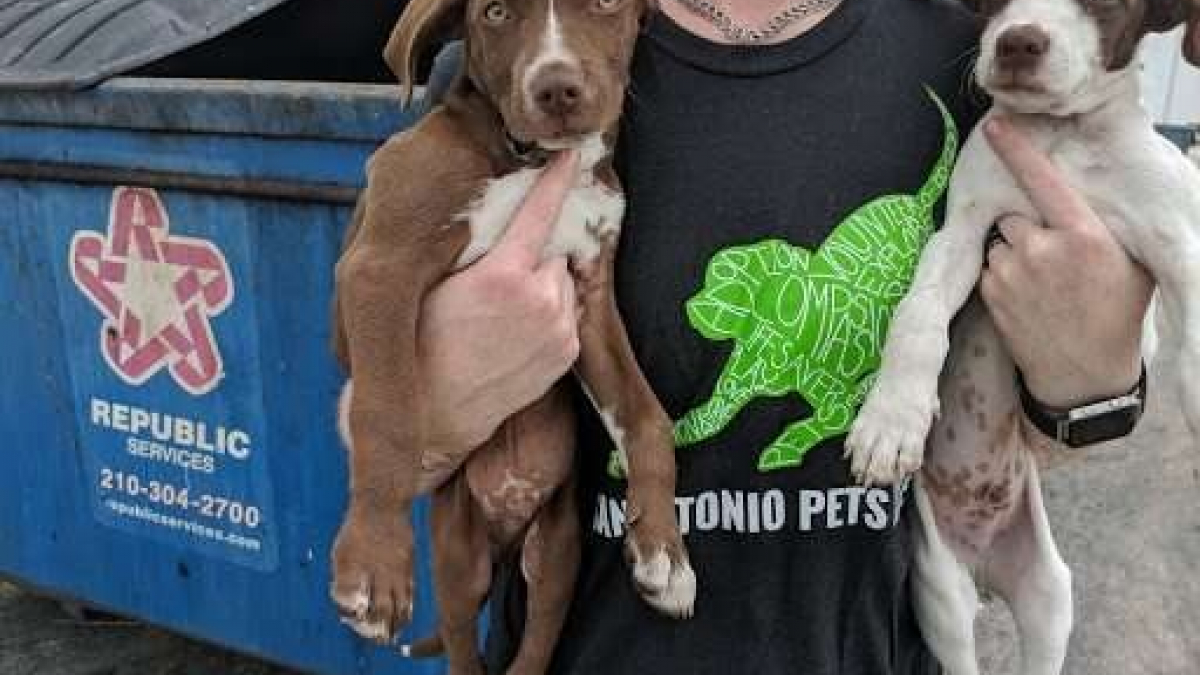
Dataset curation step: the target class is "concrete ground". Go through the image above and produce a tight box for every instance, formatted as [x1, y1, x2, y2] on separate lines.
[2, 360, 1197, 675]
[0, 582, 293, 675]
[976, 356, 1200, 675]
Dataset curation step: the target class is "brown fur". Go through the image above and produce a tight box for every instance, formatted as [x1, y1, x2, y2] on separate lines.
[330, 1, 686, 673]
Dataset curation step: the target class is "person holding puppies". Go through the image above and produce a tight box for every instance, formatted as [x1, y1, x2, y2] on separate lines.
[411, 0, 1152, 673]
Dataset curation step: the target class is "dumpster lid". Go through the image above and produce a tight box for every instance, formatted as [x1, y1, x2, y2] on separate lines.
[0, 0, 290, 90]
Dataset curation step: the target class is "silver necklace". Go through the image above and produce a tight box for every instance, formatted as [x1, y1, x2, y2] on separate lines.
[672, 0, 843, 45]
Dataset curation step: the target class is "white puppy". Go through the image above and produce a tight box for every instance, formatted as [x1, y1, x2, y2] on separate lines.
[846, 0, 1200, 674]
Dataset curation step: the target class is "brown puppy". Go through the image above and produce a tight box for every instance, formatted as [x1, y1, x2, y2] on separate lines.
[329, 0, 695, 672]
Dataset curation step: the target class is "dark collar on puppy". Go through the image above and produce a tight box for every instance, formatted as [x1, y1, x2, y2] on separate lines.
[505, 131, 552, 167]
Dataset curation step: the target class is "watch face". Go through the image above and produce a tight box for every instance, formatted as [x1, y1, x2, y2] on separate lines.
[1065, 405, 1143, 448]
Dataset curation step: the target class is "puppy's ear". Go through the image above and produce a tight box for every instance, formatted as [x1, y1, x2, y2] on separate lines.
[1145, 0, 1189, 30]
[637, 0, 659, 26]
[1143, 0, 1200, 66]
[1186, 2, 1200, 66]
[384, 0, 467, 105]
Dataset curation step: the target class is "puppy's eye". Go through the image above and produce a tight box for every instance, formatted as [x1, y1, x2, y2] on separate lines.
[483, 0, 511, 23]
[593, 0, 625, 13]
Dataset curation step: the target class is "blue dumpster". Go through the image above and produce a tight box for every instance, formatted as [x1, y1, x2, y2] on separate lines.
[0, 76, 446, 674]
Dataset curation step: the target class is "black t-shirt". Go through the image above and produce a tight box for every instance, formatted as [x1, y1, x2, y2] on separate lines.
[488, 1, 984, 673]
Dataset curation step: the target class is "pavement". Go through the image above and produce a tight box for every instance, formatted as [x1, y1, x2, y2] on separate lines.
[2, 359, 1197, 675]
[0, 582, 291, 675]
[976, 356, 1200, 675]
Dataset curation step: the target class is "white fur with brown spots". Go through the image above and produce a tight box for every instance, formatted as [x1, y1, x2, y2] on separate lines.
[848, 0, 1200, 673]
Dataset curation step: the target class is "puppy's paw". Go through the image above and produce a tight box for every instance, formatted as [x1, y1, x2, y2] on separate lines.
[846, 378, 936, 486]
[626, 538, 696, 619]
[330, 517, 415, 643]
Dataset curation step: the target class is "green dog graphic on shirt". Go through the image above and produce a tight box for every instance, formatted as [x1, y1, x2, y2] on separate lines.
[611, 89, 958, 477]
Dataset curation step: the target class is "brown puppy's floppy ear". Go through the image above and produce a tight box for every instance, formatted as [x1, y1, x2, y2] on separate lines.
[384, 0, 466, 105]
[641, 0, 658, 29]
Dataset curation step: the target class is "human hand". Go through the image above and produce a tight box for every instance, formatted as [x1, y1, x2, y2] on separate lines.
[420, 150, 582, 458]
[980, 118, 1153, 409]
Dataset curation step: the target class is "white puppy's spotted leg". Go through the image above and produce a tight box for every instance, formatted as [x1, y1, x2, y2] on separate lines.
[911, 479, 982, 675]
[847, 201, 994, 486]
[980, 463, 1072, 675]
[848, 304, 946, 485]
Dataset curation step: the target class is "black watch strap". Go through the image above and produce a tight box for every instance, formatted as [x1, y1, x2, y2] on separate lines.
[1017, 364, 1147, 449]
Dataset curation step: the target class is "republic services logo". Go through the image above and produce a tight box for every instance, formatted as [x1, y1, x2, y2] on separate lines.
[70, 187, 234, 396]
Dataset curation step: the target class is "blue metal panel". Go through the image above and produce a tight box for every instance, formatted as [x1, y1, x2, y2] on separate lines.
[0, 78, 410, 140]
[0, 78, 445, 675]
[0, 124, 382, 188]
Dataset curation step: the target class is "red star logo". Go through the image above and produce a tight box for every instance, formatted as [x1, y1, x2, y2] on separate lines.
[70, 187, 234, 396]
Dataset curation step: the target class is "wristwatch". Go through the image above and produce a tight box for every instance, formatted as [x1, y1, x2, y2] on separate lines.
[1017, 364, 1147, 448]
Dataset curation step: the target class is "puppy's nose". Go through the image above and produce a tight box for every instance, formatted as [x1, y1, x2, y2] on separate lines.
[996, 24, 1050, 70]
[532, 69, 584, 117]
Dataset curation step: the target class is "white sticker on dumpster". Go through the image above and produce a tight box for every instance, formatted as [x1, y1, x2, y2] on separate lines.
[53, 187, 279, 571]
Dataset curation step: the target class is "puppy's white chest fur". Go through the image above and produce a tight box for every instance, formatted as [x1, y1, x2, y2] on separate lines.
[456, 135, 624, 268]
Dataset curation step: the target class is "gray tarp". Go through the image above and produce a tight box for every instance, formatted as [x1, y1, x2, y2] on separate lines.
[0, 0, 289, 90]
